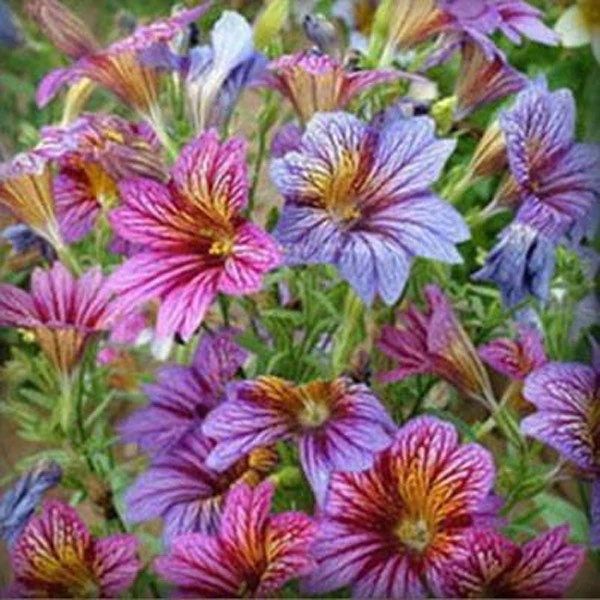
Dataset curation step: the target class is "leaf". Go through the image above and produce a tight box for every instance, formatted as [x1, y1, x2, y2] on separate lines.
[533, 493, 589, 544]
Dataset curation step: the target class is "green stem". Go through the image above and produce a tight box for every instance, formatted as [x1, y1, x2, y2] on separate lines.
[56, 243, 82, 275]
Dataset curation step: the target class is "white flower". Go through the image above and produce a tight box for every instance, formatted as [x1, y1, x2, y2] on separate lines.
[555, 0, 600, 63]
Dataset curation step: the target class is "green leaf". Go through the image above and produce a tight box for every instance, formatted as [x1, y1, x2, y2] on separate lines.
[533, 493, 589, 544]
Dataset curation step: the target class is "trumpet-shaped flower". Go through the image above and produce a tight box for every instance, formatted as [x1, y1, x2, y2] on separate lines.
[120, 328, 247, 456]
[0, 152, 62, 248]
[271, 112, 468, 305]
[262, 50, 407, 123]
[125, 432, 277, 544]
[436, 526, 584, 598]
[378, 285, 493, 400]
[37, 113, 166, 243]
[479, 323, 547, 380]
[304, 416, 494, 598]
[0, 261, 117, 374]
[555, 0, 600, 63]
[7, 501, 140, 597]
[109, 130, 281, 342]
[154, 482, 316, 597]
[0, 461, 61, 547]
[202, 376, 395, 505]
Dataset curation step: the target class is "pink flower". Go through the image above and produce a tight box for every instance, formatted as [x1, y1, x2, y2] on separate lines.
[8, 501, 140, 597]
[109, 130, 281, 342]
[154, 482, 316, 597]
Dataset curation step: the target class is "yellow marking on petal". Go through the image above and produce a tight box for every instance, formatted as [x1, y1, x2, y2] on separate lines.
[319, 149, 362, 224]
[395, 518, 432, 553]
[82, 163, 118, 207]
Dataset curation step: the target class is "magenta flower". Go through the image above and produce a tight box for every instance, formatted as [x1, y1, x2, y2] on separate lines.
[202, 376, 395, 505]
[119, 328, 247, 456]
[125, 432, 277, 544]
[262, 50, 409, 123]
[303, 416, 494, 598]
[109, 130, 281, 343]
[0, 261, 117, 374]
[37, 113, 166, 243]
[479, 323, 547, 380]
[378, 285, 492, 400]
[7, 500, 140, 597]
[436, 526, 584, 598]
[271, 112, 468, 306]
[154, 482, 316, 597]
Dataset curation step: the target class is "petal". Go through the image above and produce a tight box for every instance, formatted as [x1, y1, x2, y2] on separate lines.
[92, 534, 140, 596]
[0, 284, 37, 327]
[554, 6, 591, 47]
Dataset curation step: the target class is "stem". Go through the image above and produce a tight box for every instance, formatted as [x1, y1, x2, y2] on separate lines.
[55, 243, 82, 275]
[249, 127, 267, 213]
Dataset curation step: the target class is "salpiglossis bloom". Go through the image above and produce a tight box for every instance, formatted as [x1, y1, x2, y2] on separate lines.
[202, 376, 394, 505]
[0, 261, 117, 375]
[271, 112, 468, 306]
[109, 130, 281, 343]
[125, 432, 277, 544]
[304, 416, 494, 598]
[436, 526, 584, 598]
[8, 501, 140, 597]
[120, 328, 247, 456]
[37, 113, 166, 243]
[155, 482, 316, 597]
[378, 285, 493, 401]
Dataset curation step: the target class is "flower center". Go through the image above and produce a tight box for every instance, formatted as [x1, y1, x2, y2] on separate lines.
[298, 398, 330, 429]
[395, 518, 432, 553]
[209, 238, 234, 256]
[580, 0, 600, 26]
[82, 163, 118, 207]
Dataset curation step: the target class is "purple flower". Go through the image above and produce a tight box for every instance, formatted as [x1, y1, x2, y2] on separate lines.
[0, 461, 61, 547]
[1, 224, 56, 261]
[270, 122, 303, 158]
[125, 432, 277, 544]
[473, 221, 557, 307]
[522, 361, 600, 474]
[479, 323, 547, 380]
[154, 482, 316, 597]
[119, 328, 247, 456]
[202, 376, 395, 505]
[271, 111, 468, 305]
[436, 526, 584, 598]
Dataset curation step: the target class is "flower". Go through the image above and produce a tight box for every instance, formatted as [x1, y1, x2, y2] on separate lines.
[36, 3, 210, 124]
[555, 0, 600, 63]
[521, 360, 600, 474]
[1, 224, 56, 262]
[109, 130, 281, 343]
[119, 328, 247, 456]
[454, 38, 527, 120]
[202, 376, 395, 505]
[270, 122, 303, 158]
[0, 261, 117, 374]
[497, 79, 600, 239]
[303, 416, 494, 598]
[154, 482, 316, 597]
[25, 0, 101, 60]
[184, 11, 267, 131]
[271, 112, 467, 305]
[0, 151, 63, 249]
[436, 526, 584, 598]
[479, 323, 547, 380]
[469, 120, 507, 178]
[262, 50, 408, 123]
[378, 285, 493, 400]
[125, 432, 277, 544]
[0, 461, 61, 547]
[7, 500, 140, 597]
[37, 113, 166, 243]
[473, 221, 557, 307]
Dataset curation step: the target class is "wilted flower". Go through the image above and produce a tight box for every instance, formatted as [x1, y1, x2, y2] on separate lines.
[469, 120, 507, 178]
[378, 285, 493, 401]
[37, 113, 166, 243]
[0, 152, 63, 249]
[262, 51, 407, 123]
[0, 0, 24, 48]
[474, 221, 557, 307]
[454, 39, 527, 120]
[555, 0, 600, 63]
[303, 14, 340, 55]
[155, 482, 315, 597]
[125, 432, 277, 543]
[120, 328, 247, 456]
[1, 224, 56, 262]
[304, 416, 494, 598]
[271, 112, 467, 305]
[479, 323, 547, 380]
[7, 501, 140, 597]
[203, 376, 394, 504]
[0, 461, 61, 547]
[109, 130, 281, 343]
[436, 526, 584, 598]
[0, 261, 117, 374]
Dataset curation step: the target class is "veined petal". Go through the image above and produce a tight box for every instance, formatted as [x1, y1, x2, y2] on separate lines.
[92, 534, 140, 597]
